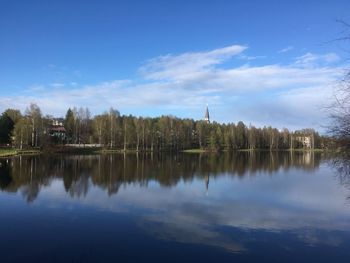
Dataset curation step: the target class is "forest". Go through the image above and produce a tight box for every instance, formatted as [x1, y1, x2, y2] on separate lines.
[0, 103, 328, 151]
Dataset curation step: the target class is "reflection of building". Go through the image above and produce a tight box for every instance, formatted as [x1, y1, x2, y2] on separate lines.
[205, 175, 209, 194]
[204, 105, 210, 124]
[302, 151, 313, 165]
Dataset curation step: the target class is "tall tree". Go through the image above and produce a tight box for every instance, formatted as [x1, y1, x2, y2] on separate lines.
[3, 109, 22, 124]
[0, 113, 14, 144]
[13, 117, 31, 149]
[109, 108, 119, 148]
[25, 103, 42, 147]
[64, 108, 75, 143]
[78, 107, 92, 144]
[236, 121, 246, 149]
[93, 114, 108, 145]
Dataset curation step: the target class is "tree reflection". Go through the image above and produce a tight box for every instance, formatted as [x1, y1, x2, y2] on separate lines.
[0, 159, 12, 189]
[0, 151, 323, 202]
[330, 153, 350, 200]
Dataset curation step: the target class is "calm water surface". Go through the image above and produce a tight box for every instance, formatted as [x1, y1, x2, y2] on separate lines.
[1, 152, 350, 262]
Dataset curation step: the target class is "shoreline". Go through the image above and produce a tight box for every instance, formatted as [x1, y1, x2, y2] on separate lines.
[1, 147, 333, 158]
[0, 149, 42, 158]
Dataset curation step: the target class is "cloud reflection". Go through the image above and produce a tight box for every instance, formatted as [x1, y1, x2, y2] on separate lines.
[1, 152, 350, 252]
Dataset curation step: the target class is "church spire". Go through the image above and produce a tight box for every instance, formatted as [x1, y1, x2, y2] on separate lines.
[204, 104, 210, 124]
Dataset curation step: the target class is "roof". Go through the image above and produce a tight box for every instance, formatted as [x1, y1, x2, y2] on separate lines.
[49, 126, 66, 132]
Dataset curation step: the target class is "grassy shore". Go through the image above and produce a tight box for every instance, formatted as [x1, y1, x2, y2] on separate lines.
[0, 148, 42, 157]
[46, 146, 101, 154]
[46, 147, 148, 155]
[238, 148, 327, 152]
[0, 147, 330, 157]
[183, 148, 328, 153]
[0, 149, 17, 157]
[287, 148, 326, 152]
[97, 149, 125, 154]
[182, 149, 216, 153]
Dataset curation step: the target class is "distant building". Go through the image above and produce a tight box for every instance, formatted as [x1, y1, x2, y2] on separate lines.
[48, 119, 66, 141]
[295, 136, 312, 148]
[204, 105, 210, 123]
[52, 119, 64, 126]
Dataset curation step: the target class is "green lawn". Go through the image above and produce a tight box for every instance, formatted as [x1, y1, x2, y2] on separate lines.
[0, 148, 42, 157]
[0, 149, 17, 157]
[182, 149, 210, 153]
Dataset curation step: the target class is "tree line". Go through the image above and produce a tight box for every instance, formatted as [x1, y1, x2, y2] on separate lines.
[0, 103, 328, 151]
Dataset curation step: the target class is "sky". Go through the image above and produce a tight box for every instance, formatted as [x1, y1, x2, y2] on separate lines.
[0, 0, 349, 131]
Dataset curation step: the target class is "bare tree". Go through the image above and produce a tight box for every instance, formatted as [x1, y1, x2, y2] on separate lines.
[25, 103, 42, 147]
[328, 78, 350, 147]
[328, 21, 350, 149]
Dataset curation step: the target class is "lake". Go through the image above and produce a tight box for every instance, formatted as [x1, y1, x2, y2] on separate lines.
[0, 152, 350, 262]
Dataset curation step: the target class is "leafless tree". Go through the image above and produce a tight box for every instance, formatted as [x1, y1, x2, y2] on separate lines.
[328, 21, 350, 149]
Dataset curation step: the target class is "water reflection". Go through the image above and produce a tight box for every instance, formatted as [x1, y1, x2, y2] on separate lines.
[330, 152, 350, 201]
[0, 151, 321, 202]
[1, 151, 350, 261]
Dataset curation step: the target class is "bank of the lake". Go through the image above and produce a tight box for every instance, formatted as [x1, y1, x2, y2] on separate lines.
[236, 148, 327, 152]
[0, 146, 334, 158]
[0, 149, 16, 157]
[183, 148, 329, 153]
[0, 148, 41, 158]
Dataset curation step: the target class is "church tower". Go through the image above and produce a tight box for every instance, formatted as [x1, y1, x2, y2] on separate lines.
[204, 104, 210, 124]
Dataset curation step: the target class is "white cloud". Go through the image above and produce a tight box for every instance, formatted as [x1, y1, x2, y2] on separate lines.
[139, 44, 247, 80]
[278, 46, 294, 53]
[295, 52, 340, 67]
[230, 85, 333, 130]
[35, 161, 350, 251]
[0, 45, 344, 130]
[238, 54, 266, 60]
[324, 53, 341, 63]
[50, 82, 65, 88]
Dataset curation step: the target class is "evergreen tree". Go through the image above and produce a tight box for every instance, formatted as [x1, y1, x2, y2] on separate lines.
[0, 113, 14, 144]
[64, 108, 75, 143]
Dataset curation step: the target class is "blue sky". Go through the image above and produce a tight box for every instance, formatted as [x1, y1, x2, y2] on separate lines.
[1, 0, 349, 130]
